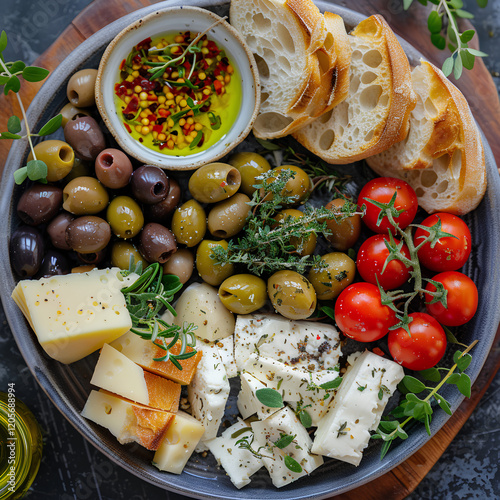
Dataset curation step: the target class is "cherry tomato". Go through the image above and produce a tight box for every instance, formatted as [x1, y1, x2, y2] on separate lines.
[413, 213, 471, 272]
[424, 271, 478, 326]
[388, 312, 447, 371]
[356, 234, 412, 290]
[334, 282, 397, 342]
[358, 177, 418, 234]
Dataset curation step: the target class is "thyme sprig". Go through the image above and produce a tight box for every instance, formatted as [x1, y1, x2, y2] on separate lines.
[120, 260, 197, 370]
[210, 168, 363, 275]
[372, 339, 478, 459]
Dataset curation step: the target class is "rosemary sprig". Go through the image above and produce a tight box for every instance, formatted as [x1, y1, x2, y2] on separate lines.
[120, 259, 197, 370]
[372, 339, 478, 459]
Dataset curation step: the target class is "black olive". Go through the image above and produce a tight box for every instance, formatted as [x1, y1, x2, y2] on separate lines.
[65, 216, 111, 254]
[17, 183, 63, 225]
[63, 116, 106, 161]
[39, 250, 70, 277]
[77, 248, 107, 265]
[47, 212, 74, 250]
[10, 226, 44, 277]
[143, 178, 181, 224]
[139, 223, 177, 263]
[130, 165, 170, 205]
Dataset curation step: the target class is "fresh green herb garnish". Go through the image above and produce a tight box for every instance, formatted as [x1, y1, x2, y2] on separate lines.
[255, 388, 284, 408]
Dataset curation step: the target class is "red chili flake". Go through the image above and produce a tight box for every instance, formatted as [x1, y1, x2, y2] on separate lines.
[132, 54, 142, 65]
[119, 59, 126, 71]
[147, 94, 158, 101]
[372, 347, 386, 357]
[114, 83, 128, 97]
[152, 124, 163, 133]
[214, 67, 221, 77]
[122, 95, 139, 115]
[316, 335, 321, 340]
[207, 41, 219, 53]
[124, 123, 132, 133]
[158, 109, 171, 118]
[213, 80, 223, 95]
[137, 37, 152, 50]
[183, 60, 191, 71]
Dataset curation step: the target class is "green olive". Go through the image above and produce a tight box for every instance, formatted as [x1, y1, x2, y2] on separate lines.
[67, 68, 98, 108]
[59, 103, 92, 128]
[273, 209, 316, 256]
[208, 193, 251, 238]
[171, 199, 207, 247]
[267, 270, 317, 320]
[196, 239, 234, 286]
[28, 140, 75, 182]
[62, 176, 109, 215]
[163, 248, 194, 284]
[62, 157, 92, 184]
[107, 196, 144, 239]
[227, 152, 271, 196]
[111, 241, 148, 270]
[308, 252, 356, 300]
[325, 198, 362, 251]
[262, 165, 312, 206]
[188, 163, 241, 203]
[219, 274, 267, 314]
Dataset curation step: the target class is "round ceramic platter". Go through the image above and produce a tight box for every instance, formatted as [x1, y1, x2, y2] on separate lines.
[1, 1, 499, 499]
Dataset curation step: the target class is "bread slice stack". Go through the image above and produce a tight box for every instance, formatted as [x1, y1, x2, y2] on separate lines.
[294, 15, 416, 164]
[366, 61, 486, 215]
[230, 0, 351, 139]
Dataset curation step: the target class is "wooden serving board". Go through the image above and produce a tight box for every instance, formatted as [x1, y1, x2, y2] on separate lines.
[0, 1, 499, 498]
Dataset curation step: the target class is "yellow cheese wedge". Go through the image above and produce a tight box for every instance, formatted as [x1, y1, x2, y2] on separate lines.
[153, 411, 205, 474]
[82, 390, 175, 451]
[110, 331, 203, 385]
[11, 268, 136, 364]
[91, 344, 181, 412]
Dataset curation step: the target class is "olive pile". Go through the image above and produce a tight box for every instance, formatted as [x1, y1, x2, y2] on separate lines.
[10, 67, 363, 321]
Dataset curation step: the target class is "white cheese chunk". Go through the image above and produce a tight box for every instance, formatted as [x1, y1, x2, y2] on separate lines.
[153, 411, 205, 474]
[237, 372, 280, 420]
[11, 268, 136, 364]
[234, 314, 341, 372]
[187, 340, 230, 442]
[288, 393, 333, 427]
[312, 350, 404, 466]
[197, 336, 237, 378]
[205, 419, 263, 489]
[251, 406, 323, 488]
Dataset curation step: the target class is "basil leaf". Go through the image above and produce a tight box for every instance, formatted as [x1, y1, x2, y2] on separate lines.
[255, 388, 283, 408]
[22, 66, 50, 83]
[38, 114, 62, 136]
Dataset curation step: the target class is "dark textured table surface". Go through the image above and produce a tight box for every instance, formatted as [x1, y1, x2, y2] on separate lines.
[0, 1, 499, 499]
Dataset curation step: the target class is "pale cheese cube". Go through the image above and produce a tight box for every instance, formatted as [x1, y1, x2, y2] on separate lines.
[153, 411, 205, 474]
[288, 393, 333, 427]
[237, 372, 279, 420]
[251, 407, 323, 488]
[196, 336, 237, 378]
[82, 390, 174, 450]
[312, 351, 404, 466]
[90, 344, 180, 412]
[188, 340, 230, 441]
[11, 268, 136, 364]
[205, 420, 263, 489]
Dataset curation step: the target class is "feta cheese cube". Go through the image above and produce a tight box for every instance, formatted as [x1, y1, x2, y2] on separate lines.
[237, 372, 280, 420]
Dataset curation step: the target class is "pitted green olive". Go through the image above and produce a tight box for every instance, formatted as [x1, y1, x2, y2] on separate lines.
[171, 199, 207, 247]
[308, 252, 356, 300]
[67, 68, 98, 108]
[163, 248, 194, 284]
[62, 176, 109, 215]
[325, 198, 361, 251]
[60, 103, 92, 128]
[208, 193, 251, 238]
[188, 163, 241, 203]
[196, 239, 234, 286]
[273, 209, 316, 256]
[228, 152, 271, 196]
[62, 157, 92, 184]
[107, 196, 144, 239]
[219, 274, 267, 314]
[111, 241, 148, 270]
[262, 165, 312, 206]
[28, 140, 75, 182]
[267, 270, 317, 320]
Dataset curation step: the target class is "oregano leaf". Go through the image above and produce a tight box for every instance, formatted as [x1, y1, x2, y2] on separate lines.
[37, 114, 62, 136]
[455, 9, 474, 19]
[453, 54, 463, 80]
[10, 60, 26, 74]
[255, 388, 283, 408]
[446, 373, 461, 385]
[319, 377, 342, 390]
[419, 367, 441, 382]
[7, 116, 21, 134]
[457, 373, 472, 398]
[299, 410, 312, 428]
[460, 50, 475, 71]
[22, 66, 50, 83]
[0, 131, 22, 140]
[0, 30, 7, 53]
[460, 29, 475, 43]
[401, 375, 426, 393]
[434, 394, 452, 415]
[431, 33, 446, 50]
[284, 455, 302, 473]
[26, 159, 48, 181]
[256, 137, 281, 151]
[274, 433, 295, 449]
[4, 75, 20, 95]
[13, 167, 28, 185]
[427, 11, 442, 34]
[457, 353, 472, 372]
[467, 48, 488, 57]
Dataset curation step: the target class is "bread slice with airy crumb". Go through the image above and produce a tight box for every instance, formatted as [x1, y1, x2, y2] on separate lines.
[366, 60, 486, 215]
[294, 15, 416, 164]
[229, 0, 350, 138]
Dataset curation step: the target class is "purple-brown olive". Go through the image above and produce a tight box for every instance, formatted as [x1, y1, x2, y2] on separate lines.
[143, 178, 181, 224]
[95, 149, 133, 189]
[47, 213, 74, 250]
[77, 249, 107, 265]
[39, 250, 70, 277]
[163, 248, 194, 284]
[66, 69, 98, 108]
[17, 184, 63, 225]
[10, 226, 44, 277]
[64, 116, 105, 161]
[139, 223, 177, 263]
[130, 165, 169, 205]
[65, 216, 111, 254]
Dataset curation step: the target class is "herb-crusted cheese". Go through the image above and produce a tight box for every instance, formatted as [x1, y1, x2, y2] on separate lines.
[312, 350, 404, 466]
[237, 371, 280, 420]
[197, 336, 237, 378]
[251, 406, 323, 488]
[205, 419, 263, 489]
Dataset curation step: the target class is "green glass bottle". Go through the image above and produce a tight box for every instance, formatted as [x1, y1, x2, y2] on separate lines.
[0, 389, 43, 499]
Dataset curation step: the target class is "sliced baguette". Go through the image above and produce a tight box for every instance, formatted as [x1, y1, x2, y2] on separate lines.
[293, 15, 416, 164]
[367, 61, 486, 215]
[229, 0, 348, 138]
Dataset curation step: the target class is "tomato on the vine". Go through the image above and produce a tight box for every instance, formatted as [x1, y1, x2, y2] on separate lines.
[358, 177, 418, 234]
[356, 234, 412, 290]
[388, 312, 447, 371]
[425, 271, 478, 326]
[414, 213, 471, 272]
[334, 282, 397, 342]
